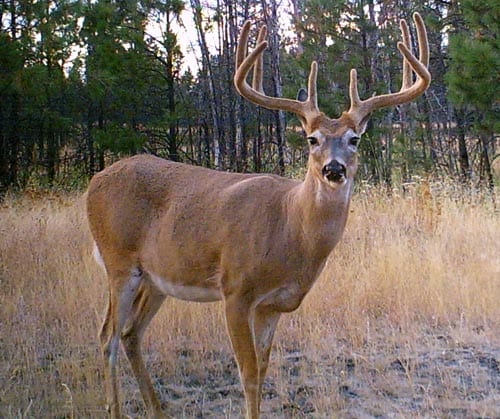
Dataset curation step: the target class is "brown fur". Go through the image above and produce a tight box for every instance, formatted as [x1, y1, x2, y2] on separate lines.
[87, 140, 356, 418]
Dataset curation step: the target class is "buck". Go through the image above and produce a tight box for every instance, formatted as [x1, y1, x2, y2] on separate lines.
[87, 13, 430, 419]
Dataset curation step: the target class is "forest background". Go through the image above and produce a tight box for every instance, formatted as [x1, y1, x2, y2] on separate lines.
[0, 0, 499, 194]
[1, 1, 500, 416]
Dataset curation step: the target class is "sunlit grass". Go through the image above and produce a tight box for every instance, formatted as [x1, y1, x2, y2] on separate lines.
[1, 182, 499, 417]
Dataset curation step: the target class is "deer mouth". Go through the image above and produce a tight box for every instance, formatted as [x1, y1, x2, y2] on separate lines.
[325, 172, 345, 183]
[322, 161, 346, 184]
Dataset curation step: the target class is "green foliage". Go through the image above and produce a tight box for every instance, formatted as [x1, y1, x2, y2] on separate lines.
[0, 33, 24, 94]
[286, 129, 306, 150]
[282, 0, 361, 118]
[0, 0, 497, 192]
[447, 36, 499, 111]
[446, 0, 500, 132]
[93, 123, 146, 154]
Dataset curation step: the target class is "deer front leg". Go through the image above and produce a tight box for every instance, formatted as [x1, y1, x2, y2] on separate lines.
[253, 305, 281, 403]
[224, 296, 281, 419]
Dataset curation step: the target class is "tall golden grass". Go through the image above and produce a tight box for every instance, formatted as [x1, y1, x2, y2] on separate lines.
[1, 182, 499, 417]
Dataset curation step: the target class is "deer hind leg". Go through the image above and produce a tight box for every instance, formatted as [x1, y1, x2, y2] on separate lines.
[99, 266, 143, 418]
[121, 272, 166, 418]
[224, 296, 281, 419]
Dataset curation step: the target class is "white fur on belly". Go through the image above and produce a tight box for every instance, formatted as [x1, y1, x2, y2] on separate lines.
[149, 273, 222, 303]
[93, 242, 106, 270]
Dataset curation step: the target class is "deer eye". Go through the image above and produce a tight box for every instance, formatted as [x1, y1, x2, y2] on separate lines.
[307, 136, 319, 146]
[349, 136, 360, 147]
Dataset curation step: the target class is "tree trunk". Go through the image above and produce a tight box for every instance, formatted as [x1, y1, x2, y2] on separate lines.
[455, 108, 470, 181]
[165, 9, 179, 161]
[224, 1, 237, 170]
[191, 0, 224, 169]
[262, 0, 285, 175]
[479, 133, 494, 194]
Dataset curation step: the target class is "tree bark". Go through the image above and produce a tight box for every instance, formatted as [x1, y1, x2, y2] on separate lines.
[165, 8, 179, 161]
[191, 0, 224, 168]
[262, 0, 285, 175]
[455, 108, 470, 181]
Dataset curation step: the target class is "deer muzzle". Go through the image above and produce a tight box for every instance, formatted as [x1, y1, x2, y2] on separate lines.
[322, 160, 346, 183]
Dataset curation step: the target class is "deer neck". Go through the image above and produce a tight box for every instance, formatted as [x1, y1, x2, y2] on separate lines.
[287, 166, 354, 261]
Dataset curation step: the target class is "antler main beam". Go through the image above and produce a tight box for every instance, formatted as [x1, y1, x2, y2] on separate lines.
[234, 21, 321, 120]
[347, 13, 431, 128]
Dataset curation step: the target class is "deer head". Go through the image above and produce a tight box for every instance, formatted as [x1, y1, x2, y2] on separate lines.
[234, 13, 431, 187]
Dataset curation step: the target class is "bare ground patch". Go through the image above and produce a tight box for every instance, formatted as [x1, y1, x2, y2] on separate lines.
[3, 323, 499, 418]
[136, 328, 500, 418]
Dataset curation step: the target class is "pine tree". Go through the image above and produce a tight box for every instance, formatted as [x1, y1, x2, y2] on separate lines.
[446, 0, 499, 188]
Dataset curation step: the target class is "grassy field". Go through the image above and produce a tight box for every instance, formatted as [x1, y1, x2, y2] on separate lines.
[1, 182, 499, 418]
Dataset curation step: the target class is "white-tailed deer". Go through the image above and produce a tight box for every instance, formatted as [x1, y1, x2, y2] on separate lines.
[87, 13, 430, 419]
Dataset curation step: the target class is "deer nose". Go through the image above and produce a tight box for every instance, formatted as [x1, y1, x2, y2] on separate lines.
[322, 160, 346, 183]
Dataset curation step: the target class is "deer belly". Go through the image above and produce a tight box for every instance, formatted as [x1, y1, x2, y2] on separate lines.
[149, 272, 222, 302]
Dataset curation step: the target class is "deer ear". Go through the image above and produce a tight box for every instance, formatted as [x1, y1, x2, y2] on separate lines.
[297, 88, 308, 102]
[294, 88, 309, 128]
[357, 116, 370, 135]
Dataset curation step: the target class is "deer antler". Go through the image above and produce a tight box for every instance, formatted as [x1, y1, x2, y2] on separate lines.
[347, 13, 431, 129]
[234, 21, 321, 123]
[235, 13, 430, 134]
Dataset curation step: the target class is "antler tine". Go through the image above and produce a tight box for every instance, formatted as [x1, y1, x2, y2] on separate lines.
[252, 26, 267, 92]
[307, 61, 319, 110]
[414, 12, 429, 67]
[399, 18, 412, 90]
[349, 68, 361, 111]
[234, 21, 321, 120]
[347, 12, 431, 130]
[235, 21, 251, 70]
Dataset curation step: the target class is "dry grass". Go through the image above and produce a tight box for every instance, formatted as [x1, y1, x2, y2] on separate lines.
[0, 182, 499, 418]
